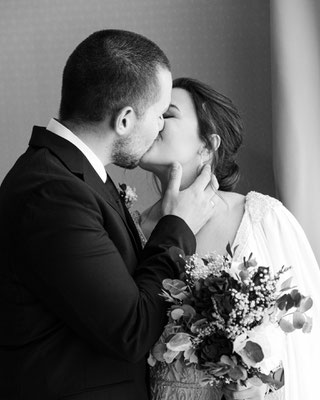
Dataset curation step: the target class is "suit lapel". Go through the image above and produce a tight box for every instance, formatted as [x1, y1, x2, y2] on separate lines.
[29, 126, 142, 256]
[82, 163, 124, 217]
[105, 175, 143, 255]
[120, 194, 143, 252]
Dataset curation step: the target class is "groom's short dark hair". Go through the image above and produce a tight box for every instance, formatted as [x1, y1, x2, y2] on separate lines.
[59, 29, 170, 124]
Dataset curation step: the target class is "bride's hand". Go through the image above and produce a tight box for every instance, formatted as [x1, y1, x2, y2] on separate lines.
[222, 381, 267, 400]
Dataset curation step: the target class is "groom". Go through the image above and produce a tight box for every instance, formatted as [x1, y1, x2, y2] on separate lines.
[0, 30, 216, 400]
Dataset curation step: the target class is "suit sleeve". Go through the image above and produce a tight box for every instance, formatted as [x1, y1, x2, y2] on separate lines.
[16, 178, 196, 363]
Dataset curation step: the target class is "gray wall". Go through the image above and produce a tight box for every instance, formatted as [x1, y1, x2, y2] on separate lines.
[0, 0, 273, 212]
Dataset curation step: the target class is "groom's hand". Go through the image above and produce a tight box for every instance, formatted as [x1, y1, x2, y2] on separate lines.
[162, 162, 218, 235]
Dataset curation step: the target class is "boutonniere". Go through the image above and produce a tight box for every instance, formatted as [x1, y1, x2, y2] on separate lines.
[118, 183, 138, 209]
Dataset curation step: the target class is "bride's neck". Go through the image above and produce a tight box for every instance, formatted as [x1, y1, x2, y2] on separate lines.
[140, 167, 199, 240]
[156, 164, 199, 193]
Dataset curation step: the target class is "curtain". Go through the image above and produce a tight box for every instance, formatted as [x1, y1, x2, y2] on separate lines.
[271, 0, 320, 264]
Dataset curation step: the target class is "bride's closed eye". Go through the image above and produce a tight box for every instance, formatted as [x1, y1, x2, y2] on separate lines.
[163, 110, 177, 119]
[163, 103, 180, 119]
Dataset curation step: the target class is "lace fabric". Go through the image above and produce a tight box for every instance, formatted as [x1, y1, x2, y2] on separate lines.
[150, 363, 222, 400]
[150, 363, 284, 400]
[231, 191, 281, 259]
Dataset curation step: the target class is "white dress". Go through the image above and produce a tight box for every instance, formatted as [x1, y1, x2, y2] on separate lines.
[140, 192, 320, 400]
[230, 192, 320, 400]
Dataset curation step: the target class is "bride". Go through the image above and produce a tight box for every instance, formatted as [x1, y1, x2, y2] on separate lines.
[137, 77, 320, 400]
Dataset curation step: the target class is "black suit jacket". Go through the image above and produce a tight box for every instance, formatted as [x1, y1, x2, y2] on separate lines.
[0, 126, 196, 399]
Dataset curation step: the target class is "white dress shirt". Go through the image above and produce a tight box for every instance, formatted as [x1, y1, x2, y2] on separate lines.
[46, 118, 107, 183]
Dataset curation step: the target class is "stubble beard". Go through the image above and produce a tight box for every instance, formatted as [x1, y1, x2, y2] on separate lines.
[111, 135, 141, 169]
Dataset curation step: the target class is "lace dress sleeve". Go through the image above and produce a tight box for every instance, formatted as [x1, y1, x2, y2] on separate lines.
[238, 192, 320, 400]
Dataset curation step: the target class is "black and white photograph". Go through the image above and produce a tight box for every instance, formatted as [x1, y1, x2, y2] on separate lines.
[0, 1, 319, 399]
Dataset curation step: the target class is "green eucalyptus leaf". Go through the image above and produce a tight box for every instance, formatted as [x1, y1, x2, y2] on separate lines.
[171, 308, 184, 320]
[259, 371, 284, 389]
[162, 279, 187, 294]
[171, 292, 188, 301]
[184, 347, 198, 363]
[293, 311, 306, 329]
[279, 318, 295, 333]
[163, 349, 180, 363]
[302, 315, 313, 333]
[167, 332, 192, 352]
[290, 289, 302, 307]
[280, 276, 293, 292]
[181, 304, 196, 318]
[285, 294, 294, 311]
[243, 341, 264, 363]
[151, 342, 167, 362]
[147, 352, 156, 367]
[277, 294, 288, 310]
[174, 358, 184, 373]
[298, 296, 313, 313]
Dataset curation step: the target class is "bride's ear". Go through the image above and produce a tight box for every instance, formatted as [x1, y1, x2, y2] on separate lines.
[198, 135, 221, 164]
[198, 146, 211, 165]
[113, 106, 136, 137]
[211, 134, 221, 152]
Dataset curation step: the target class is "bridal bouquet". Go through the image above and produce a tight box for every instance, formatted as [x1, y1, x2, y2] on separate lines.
[148, 245, 313, 389]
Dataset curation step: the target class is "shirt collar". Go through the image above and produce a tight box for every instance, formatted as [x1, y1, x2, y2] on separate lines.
[46, 118, 107, 183]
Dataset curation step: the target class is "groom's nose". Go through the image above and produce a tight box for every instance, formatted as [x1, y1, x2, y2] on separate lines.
[158, 115, 164, 132]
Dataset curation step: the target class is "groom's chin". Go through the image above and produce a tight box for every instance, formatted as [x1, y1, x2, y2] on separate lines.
[113, 160, 138, 170]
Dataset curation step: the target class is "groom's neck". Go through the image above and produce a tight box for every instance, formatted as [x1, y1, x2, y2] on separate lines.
[61, 118, 114, 167]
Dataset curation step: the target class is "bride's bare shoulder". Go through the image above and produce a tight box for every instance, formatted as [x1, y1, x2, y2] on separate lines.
[219, 191, 245, 211]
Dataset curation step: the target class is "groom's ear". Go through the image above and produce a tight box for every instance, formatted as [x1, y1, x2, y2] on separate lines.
[113, 106, 137, 137]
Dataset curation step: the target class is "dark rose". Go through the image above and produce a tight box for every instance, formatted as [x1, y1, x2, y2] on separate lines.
[201, 273, 240, 321]
[213, 293, 233, 320]
[197, 335, 233, 365]
[204, 272, 240, 294]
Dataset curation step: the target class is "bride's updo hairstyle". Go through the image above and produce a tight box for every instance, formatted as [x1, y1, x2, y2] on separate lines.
[173, 78, 243, 191]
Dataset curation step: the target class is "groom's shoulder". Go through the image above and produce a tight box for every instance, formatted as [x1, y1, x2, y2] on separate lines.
[1, 145, 90, 210]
